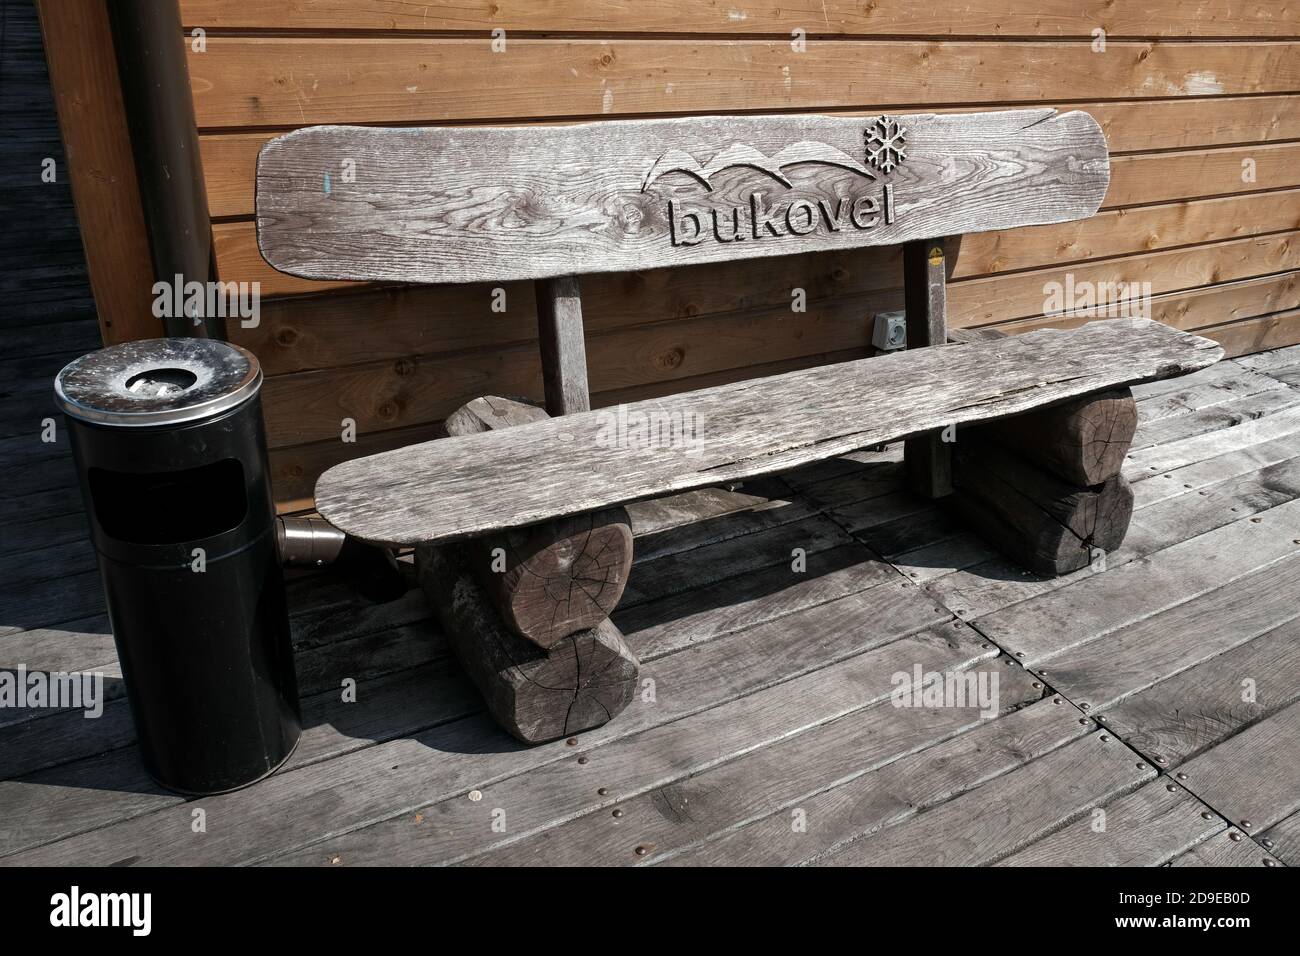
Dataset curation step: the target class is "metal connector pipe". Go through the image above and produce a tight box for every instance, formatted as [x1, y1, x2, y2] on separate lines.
[276, 516, 348, 567]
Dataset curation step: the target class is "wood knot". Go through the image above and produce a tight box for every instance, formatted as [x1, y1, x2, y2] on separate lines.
[620, 204, 645, 233]
[657, 347, 686, 370]
[275, 327, 299, 346]
[378, 401, 399, 420]
[394, 359, 415, 376]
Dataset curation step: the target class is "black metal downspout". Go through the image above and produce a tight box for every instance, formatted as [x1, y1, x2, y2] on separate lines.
[107, 0, 223, 339]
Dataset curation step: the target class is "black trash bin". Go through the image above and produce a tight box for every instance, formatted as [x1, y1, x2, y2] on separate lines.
[55, 338, 301, 795]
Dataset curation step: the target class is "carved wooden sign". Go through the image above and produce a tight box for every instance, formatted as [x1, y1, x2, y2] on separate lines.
[256, 109, 1109, 285]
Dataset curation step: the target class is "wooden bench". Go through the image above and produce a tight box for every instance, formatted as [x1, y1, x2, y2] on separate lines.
[255, 109, 1222, 743]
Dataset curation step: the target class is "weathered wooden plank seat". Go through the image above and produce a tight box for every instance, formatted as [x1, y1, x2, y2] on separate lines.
[255, 107, 1223, 742]
[315, 319, 1220, 544]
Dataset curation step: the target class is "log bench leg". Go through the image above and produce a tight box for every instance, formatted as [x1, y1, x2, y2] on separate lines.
[445, 396, 634, 650]
[972, 387, 1138, 486]
[946, 444, 1134, 576]
[464, 511, 634, 651]
[417, 544, 639, 744]
[432, 394, 640, 742]
[947, 389, 1139, 577]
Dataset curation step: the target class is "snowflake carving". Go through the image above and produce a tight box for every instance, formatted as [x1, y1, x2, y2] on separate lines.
[865, 115, 907, 174]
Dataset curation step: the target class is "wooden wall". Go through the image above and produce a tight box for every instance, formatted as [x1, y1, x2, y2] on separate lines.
[173, 1, 1300, 509]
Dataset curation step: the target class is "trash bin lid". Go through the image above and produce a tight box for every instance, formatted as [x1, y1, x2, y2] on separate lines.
[55, 338, 262, 427]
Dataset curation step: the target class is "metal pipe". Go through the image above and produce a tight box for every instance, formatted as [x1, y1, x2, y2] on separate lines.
[275, 517, 408, 602]
[107, 0, 222, 339]
[276, 516, 348, 567]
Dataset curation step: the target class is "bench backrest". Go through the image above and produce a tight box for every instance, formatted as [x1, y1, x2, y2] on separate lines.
[255, 108, 1109, 285]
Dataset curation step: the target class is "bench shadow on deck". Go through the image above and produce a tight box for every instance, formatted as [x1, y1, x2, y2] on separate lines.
[3, 348, 1300, 867]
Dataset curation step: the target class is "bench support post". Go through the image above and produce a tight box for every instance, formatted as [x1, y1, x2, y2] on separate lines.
[903, 238, 954, 499]
[535, 274, 591, 415]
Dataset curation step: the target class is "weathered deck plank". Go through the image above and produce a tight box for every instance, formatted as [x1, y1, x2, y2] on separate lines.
[1174, 701, 1300, 833]
[973, 497, 1300, 664]
[614, 543, 896, 662]
[1123, 455, 1300, 551]
[463, 665, 1043, 867]
[1131, 362, 1287, 424]
[1099, 617, 1300, 767]
[1, 582, 953, 866]
[1131, 437, 1300, 509]
[0, 660, 481, 859]
[814, 730, 1152, 866]
[1124, 405, 1300, 478]
[620, 514, 852, 607]
[1130, 388, 1300, 452]
[1258, 810, 1300, 866]
[660, 695, 1089, 867]
[1166, 828, 1282, 867]
[1235, 344, 1300, 374]
[996, 779, 1224, 867]
[625, 479, 814, 564]
[0, 612, 459, 781]
[1033, 555, 1300, 711]
[273, 631, 1005, 868]
[793, 456, 905, 510]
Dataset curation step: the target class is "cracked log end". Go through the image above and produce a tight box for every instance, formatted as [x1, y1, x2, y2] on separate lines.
[974, 388, 1138, 486]
[447, 396, 634, 650]
[468, 510, 634, 650]
[417, 543, 639, 744]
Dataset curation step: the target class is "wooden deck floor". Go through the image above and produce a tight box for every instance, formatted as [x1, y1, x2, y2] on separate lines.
[3, 0, 1298, 867]
[2, 348, 1300, 866]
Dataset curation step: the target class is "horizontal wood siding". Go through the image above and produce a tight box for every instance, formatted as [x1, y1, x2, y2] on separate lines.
[175, 1, 1300, 508]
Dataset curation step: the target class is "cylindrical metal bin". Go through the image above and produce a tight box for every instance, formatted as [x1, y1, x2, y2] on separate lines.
[55, 338, 300, 795]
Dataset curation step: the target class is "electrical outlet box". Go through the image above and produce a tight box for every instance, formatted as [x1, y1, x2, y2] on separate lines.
[872, 311, 907, 351]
